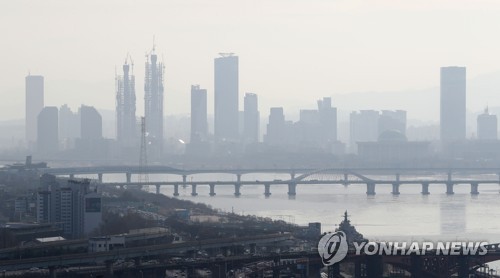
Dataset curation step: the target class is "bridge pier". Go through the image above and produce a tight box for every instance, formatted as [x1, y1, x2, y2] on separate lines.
[392, 183, 400, 195]
[343, 173, 349, 186]
[366, 183, 376, 195]
[288, 182, 297, 196]
[126, 172, 132, 183]
[69, 174, 74, 179]
[173, 184, 179, 196]
[155, 184, 161, 194]
[421, 182, 430, 195]
[470, 182, 479, 195]
[98, 173, 103, 183]
[182, 175, 187, 185]
[191, 183, 198, 196]
[290, 172, 295, 180]
[446, 182, 454, 195]
[234, 183, 241, 197]
[209, 183, 216, 196]
[264, 183, 271, 197]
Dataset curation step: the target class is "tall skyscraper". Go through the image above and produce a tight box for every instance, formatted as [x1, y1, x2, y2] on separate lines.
[190, 85, 208, 143]
[265, 107, 286, 145]
[25, 75, 44, 146]
[37, 175, 101, 238]
[440, 66, 466, 142]
[59, 104, 80, 150]
[379, 110, 406, 135]
[317, 97, 337, 142]
[214, 53, 239, 141]
[37, 106, 58, 154]
[349, 110, 380, 153]
[144, 47, 165, 158]
[116, 59, 136, 147]
[477, 107, 497, 140]
[243, 93, 259, 143]
[80, 105, 102, 139]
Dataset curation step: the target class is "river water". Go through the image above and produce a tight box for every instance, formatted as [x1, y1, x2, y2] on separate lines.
[92, 172, 500, 246]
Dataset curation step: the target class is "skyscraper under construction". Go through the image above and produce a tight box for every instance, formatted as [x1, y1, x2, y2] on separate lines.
[116, 56, 136, 148]
[144, 46, 165, 159]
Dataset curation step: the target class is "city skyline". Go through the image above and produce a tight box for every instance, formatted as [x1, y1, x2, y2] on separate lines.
[3, 1, 500, 122]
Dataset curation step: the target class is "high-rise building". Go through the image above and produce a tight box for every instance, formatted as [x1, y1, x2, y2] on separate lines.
[214, 54, 239, 141]
[26, 75, 44, 146]
[379, 110, 406, 135]
[116, 59, 137, 147]
[317, 97, 337, 142]
[37, 175, 101, 238]
[190, 85, 208, 143]
[349, 110, 380, 153]
[80, 105, 102, 139]
[243, 93, 259, 143]
[440, 66, 466, 142]
[144, 47, 165, 158]
[265, 107, 286, 145]
[59, 104, 80, 148]
[37, 106, 58, 154]
[477, 108, 497, 140]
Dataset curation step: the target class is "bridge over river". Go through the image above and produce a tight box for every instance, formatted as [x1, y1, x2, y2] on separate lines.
[40, 166, 500, 196]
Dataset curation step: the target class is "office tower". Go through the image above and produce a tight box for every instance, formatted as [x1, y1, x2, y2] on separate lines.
[144, 47, 165, 158]
[299, 110, 320, 124]
[190, 85, 208, 143]
[37, 106, 58, 154]
[80, 105, 102, 139]
[349, 110, 380, 152]
[379, 110, 407, 135]
[440, 66, 466, 142]
[59, 104, 80, 150]
[25, 75, 44, 146]
[243, 93, 259, 143]
[317, 97, 338, 141]
[116, 59, 137, 147]
[477, 107, 497, 140]
[214, 53, 239, 141]
[265, 107, 286, 145]
[37, 175, 101, 238]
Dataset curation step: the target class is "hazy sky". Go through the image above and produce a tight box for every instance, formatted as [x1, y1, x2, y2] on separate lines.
[2, 0, 500, 122]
